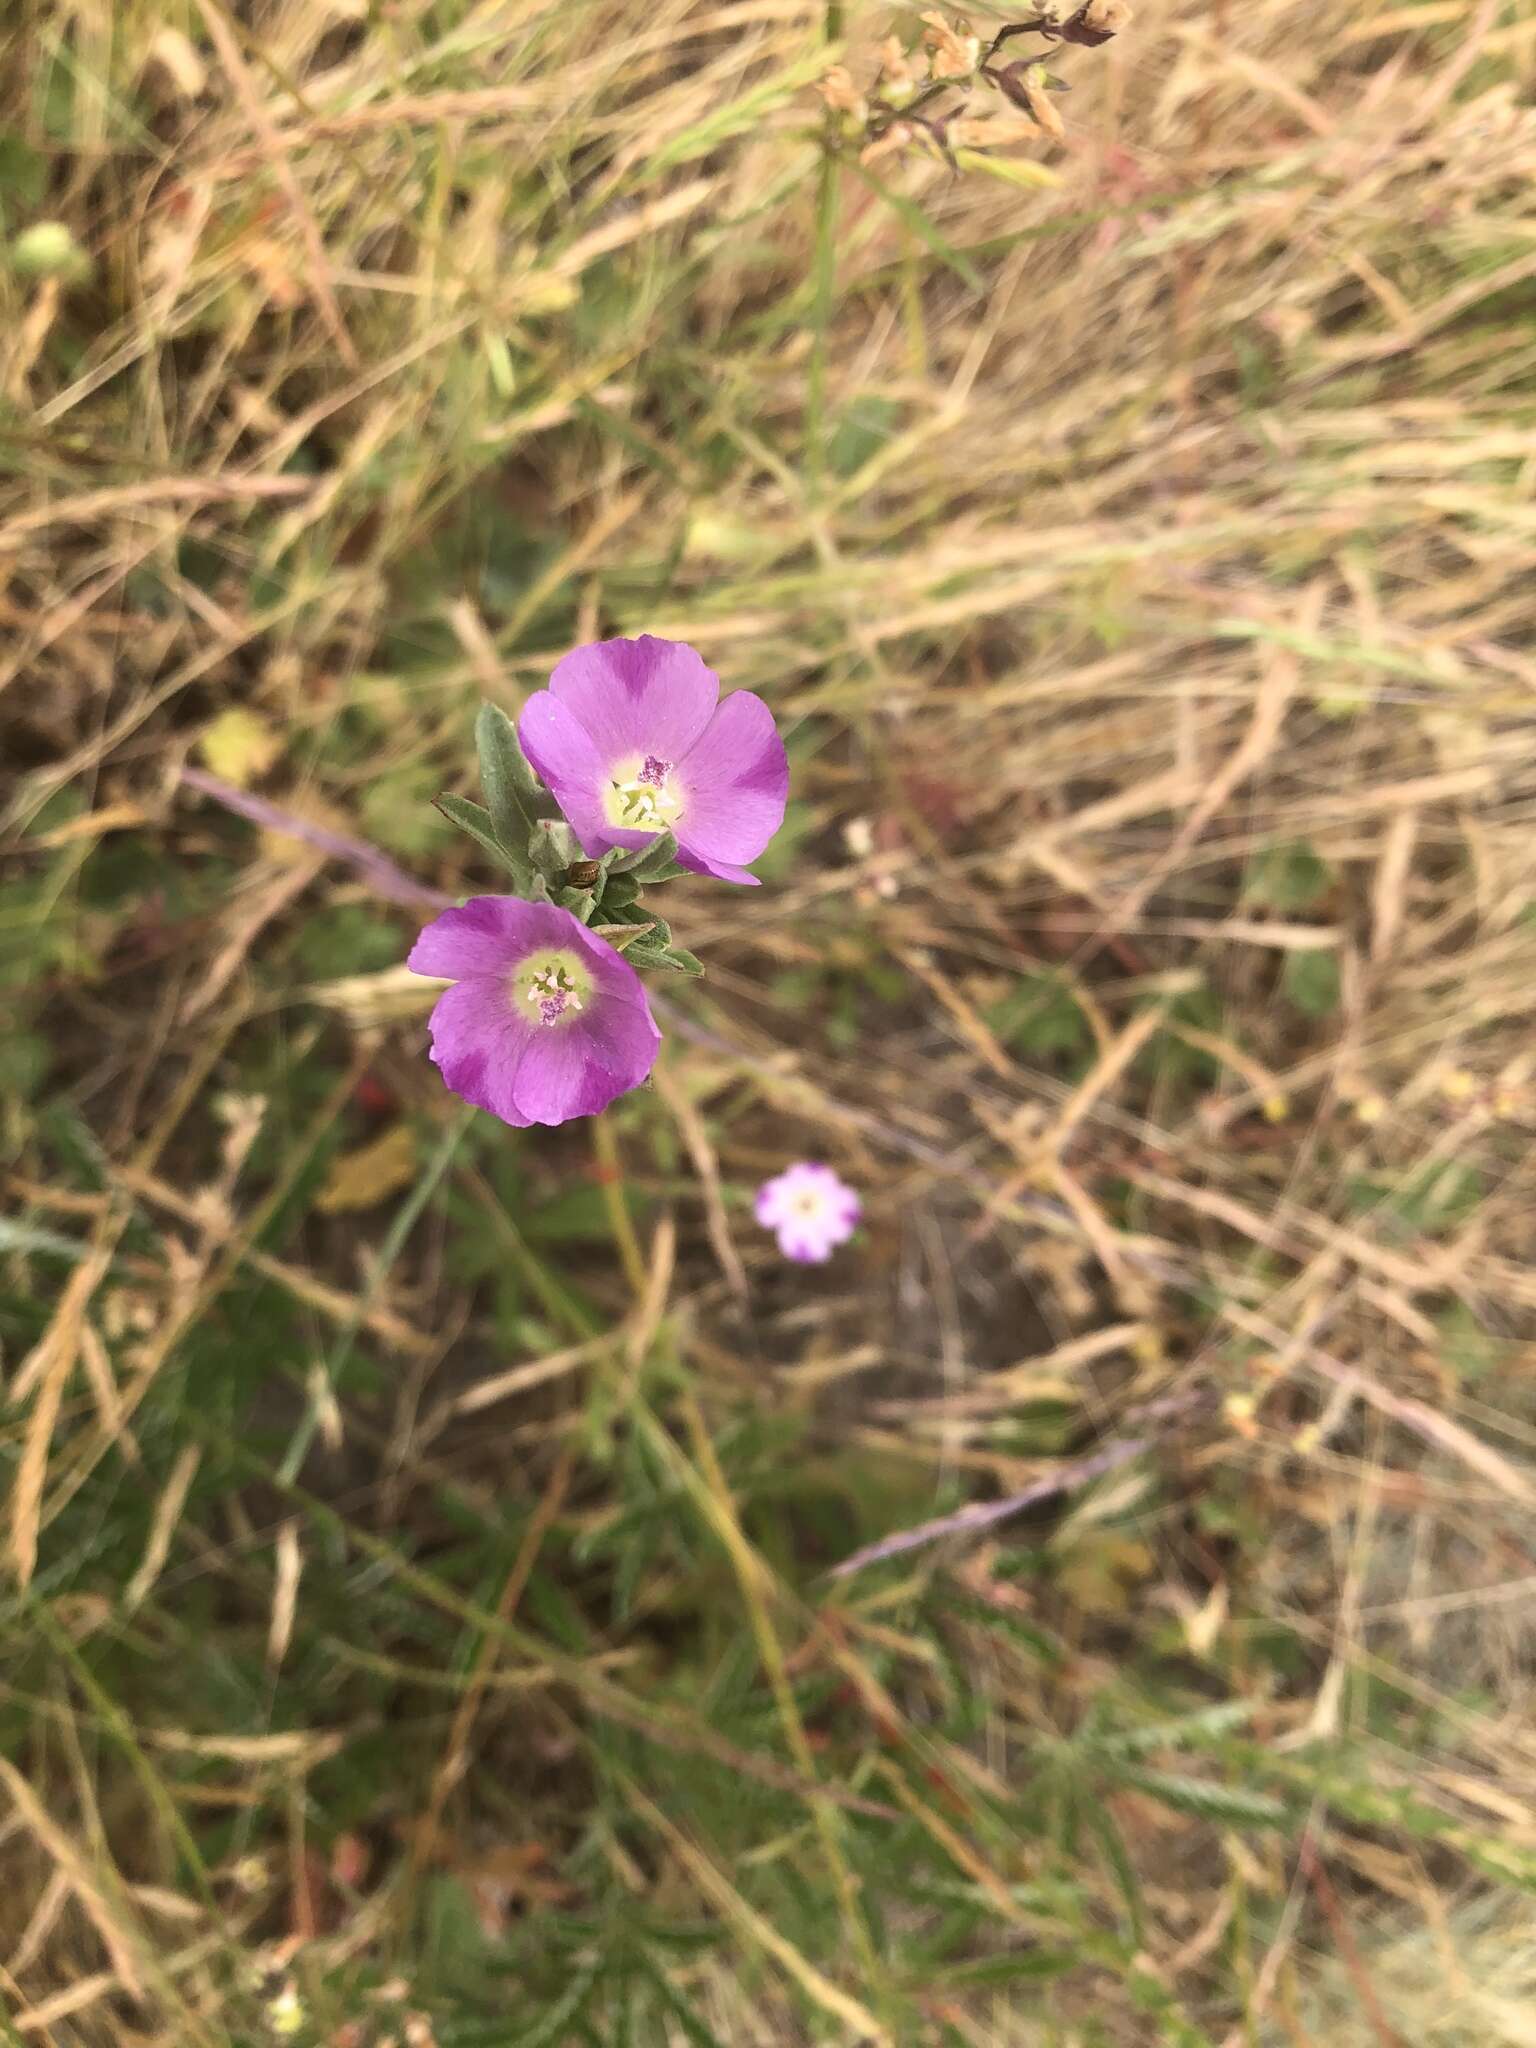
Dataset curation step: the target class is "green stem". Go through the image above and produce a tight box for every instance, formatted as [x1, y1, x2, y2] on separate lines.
[806, 0, 843, 495]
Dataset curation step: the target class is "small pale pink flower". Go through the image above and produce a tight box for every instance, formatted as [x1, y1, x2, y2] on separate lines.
[518, 636, 789, 887]
[407, 897, 659, 1128]
[755, 1162, 861, 1264]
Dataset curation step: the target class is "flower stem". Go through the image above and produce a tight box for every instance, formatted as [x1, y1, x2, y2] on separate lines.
[593, 1113, 647, 1300]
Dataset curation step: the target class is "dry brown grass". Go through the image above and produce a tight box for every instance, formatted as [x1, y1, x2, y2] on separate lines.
[5, 0, 1536, 2040]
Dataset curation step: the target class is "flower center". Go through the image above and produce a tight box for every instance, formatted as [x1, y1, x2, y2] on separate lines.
[515, 952, 589, 1029]
[605, 754, 683, 832]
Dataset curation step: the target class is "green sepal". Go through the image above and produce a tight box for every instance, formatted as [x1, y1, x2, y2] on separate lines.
[600, 901, 671, 945]
[555, 886, 598, 924]
[529, 818, 584, 876]
[607, 830, 686, 884]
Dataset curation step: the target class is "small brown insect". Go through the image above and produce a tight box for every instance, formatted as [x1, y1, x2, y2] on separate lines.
[565, 860, 602, 889]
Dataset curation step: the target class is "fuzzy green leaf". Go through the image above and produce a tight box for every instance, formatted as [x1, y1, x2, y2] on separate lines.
[1118, 1768, 1286, 1828]
[620, 935, 704, 975]
[435, 793, 534, 889]
[598, 870, 641, 911]
[476, 701, 546, 849]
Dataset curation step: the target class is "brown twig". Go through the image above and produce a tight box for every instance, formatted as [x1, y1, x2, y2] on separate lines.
[1299, 1837, 1410, 2048]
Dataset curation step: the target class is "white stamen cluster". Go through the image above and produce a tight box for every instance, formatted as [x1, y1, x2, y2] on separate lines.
[526, 961, 583, 1027]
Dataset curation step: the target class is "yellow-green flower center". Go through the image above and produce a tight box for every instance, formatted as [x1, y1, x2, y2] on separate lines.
[605, 753, 683, 832]
[514, 950, 590, 1029]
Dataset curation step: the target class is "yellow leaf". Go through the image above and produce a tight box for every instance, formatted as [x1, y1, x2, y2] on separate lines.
[951, 149, 1060, 189]
[1057, 1534, 1153, 1616]
[199, 707, 281, 788]
[315, 1126, 418, 1215]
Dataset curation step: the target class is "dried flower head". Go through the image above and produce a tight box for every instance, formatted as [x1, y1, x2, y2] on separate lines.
[921, 10, 982, 78]
[992, 58, 1067, 140]
[876, 34, 925, 107]
[859, 119, 915, 168]
[1052, 0, 1132, 43]
[817, 64, 869, 123]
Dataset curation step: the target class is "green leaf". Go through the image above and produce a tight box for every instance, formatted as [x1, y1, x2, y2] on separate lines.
[509, 1957, 604, 2047]
[1118, 1768, 1286, 1828]
[604, 906, 672, 946]
[1085, 1801, 1144, 1947]
[1280, 947, 1340, 1017]
[641, 46, 832, 173]
[0, 1027, 51, 1099]
[1244, 840, 1334, 912]
[620, 935, 704, 975]
[293, 904, 402, 978]
[1094, 1702, 1256, 1759]
[988, 972, 1091, 1061]
[1436, 1300, 1507, 1383]
[598, 870, 641, 911]
[0, 131, 48, 212]
[435, 793, 534, 889]
[1348, 1162, 1485, 1239]
[932, 1949, 1076, 1988]
[827, 394, 904, 481]
[360, 764, 443, 856]
[476, 701, 546, 851]
[638, 1954, 731, 2048]
[853, 165, 983, 292]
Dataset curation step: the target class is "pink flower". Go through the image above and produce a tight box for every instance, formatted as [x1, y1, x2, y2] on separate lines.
[407, 897, 660, 1128]
[755, 1162, 861, 1263]
[518, 636, 789, 887]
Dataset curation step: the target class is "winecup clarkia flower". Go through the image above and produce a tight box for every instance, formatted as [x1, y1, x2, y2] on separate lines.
[518, 636, 789, 886]
[755, 1162, 861, 1263]
[408, 897, 660, 1128]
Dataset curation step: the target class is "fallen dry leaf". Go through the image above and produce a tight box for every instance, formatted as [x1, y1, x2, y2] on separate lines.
[198, 707, 282, 788]
[315, 1126, 418, 1215]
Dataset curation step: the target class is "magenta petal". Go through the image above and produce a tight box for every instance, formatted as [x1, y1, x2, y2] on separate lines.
[408, 896, 534, 979]
[509, 1010, 657, 1126]
[677, 850, 762, 886]
[673, 691, 788, 878]
[507, 1029, 601, 1125]
[425, 978, 537, 1127]
[409, 895, 606, 977]
[779, 1229, 833, 1264]
[575, 985, 662, 1080]
[568, 920, 664, 1017]
[411, 899, 661, 1130]
[509, 961, 660, 1122]
[516, 695, 614, 857]
[547, 636, 719, 764]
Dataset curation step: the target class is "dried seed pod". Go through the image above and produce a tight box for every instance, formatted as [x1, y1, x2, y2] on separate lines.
[1059, 0, 1132, 45]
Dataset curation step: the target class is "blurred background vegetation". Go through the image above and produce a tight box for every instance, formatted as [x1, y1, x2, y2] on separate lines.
[4, 0, 1536, 2041]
